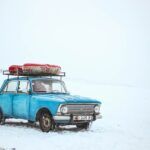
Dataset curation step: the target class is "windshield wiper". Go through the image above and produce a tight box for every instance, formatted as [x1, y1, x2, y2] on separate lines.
[47, 92, 67, 94]
[34, 91, 47, 93]
[34, 91, 67, 94]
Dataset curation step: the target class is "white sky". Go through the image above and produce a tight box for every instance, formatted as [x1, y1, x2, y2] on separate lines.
[0, 0, 150, 88]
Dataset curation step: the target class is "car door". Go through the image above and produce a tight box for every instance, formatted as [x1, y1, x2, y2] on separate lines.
[0, 80, 18, 117]
[12, 80, 31, 119]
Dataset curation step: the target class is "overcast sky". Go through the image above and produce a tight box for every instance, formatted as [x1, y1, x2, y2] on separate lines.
[0, 0, 150, 88]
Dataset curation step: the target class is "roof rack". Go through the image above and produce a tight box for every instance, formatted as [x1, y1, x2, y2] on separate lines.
[3, 70, 66, 77]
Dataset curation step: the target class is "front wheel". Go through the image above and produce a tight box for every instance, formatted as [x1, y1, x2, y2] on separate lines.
[76, 123, 90, 129]
[39, 112, 55, 132]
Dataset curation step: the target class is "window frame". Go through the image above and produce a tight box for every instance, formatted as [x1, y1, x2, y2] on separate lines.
[17, 80, 30, 94]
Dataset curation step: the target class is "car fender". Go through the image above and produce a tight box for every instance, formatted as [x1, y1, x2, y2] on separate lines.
[29, 97, 62, 121]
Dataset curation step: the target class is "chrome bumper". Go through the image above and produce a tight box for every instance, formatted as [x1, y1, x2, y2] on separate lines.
[53, 114, 102, 121]
[53, 116, 70, 121]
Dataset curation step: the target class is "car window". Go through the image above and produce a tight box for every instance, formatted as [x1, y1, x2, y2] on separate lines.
[3, 80, 18, 92]
[32, 79, 67, 93]
[18, 80, 29, 93]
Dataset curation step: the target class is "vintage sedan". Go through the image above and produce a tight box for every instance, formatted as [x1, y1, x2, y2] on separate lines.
[0, 75, 102, 132]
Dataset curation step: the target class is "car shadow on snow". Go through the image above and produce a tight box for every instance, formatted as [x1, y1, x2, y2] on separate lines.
[4, 121, 90, 132]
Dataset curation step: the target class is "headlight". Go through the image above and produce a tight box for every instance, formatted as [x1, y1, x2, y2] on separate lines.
[94, 105, 100, 113]
[60, 105, 68, 114]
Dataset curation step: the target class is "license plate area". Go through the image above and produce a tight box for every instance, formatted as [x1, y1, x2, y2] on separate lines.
[73, 115, 93, 121]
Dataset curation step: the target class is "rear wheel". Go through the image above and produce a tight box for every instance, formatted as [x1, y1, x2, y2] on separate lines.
[76, 123, 90, 129]
[0, 110, 5, 125]
[39, 112, 55, 132]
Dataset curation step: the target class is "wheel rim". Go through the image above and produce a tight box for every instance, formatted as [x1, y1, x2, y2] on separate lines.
[42, 114, 51, 128]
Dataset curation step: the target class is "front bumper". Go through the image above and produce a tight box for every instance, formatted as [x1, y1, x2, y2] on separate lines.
[53, 114, 102, 124]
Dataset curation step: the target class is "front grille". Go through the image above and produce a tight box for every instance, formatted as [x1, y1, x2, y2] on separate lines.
[67, 104, 95, 114]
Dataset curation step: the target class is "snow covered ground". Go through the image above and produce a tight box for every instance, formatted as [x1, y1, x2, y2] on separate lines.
[0, 80, 150, 150]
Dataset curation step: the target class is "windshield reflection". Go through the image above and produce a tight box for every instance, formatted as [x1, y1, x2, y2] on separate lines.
[32, 79, 67, 94]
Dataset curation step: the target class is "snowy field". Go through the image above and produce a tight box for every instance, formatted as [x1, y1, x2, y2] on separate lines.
[0, 80, 150, 150]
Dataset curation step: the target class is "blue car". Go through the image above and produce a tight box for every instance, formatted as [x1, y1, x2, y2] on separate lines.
[0, 72, 102, 132]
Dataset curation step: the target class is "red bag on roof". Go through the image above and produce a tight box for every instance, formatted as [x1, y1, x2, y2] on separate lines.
[23, 63, 61, 75]
[9, 63, 61, 75]
[9, 65, 23, 73]
[46, 64, 61, 74]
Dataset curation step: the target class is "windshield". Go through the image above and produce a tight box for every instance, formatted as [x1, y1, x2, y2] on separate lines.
[32, 79, 67, 94]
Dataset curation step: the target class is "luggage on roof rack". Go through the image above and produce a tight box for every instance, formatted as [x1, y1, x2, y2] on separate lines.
[9, 65, 22, 74]
[23, 63, 61, 75]
[5, 63, 64, 77]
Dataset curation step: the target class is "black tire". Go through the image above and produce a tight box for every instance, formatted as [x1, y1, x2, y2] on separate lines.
[0, 110, 5, 125]
[0, 110, 2, 123]
[76, 123, 90, 129]
[39, 111, 55, 132]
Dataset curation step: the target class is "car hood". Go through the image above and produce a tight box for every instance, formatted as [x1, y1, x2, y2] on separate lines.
[33, 94, 101, 104]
